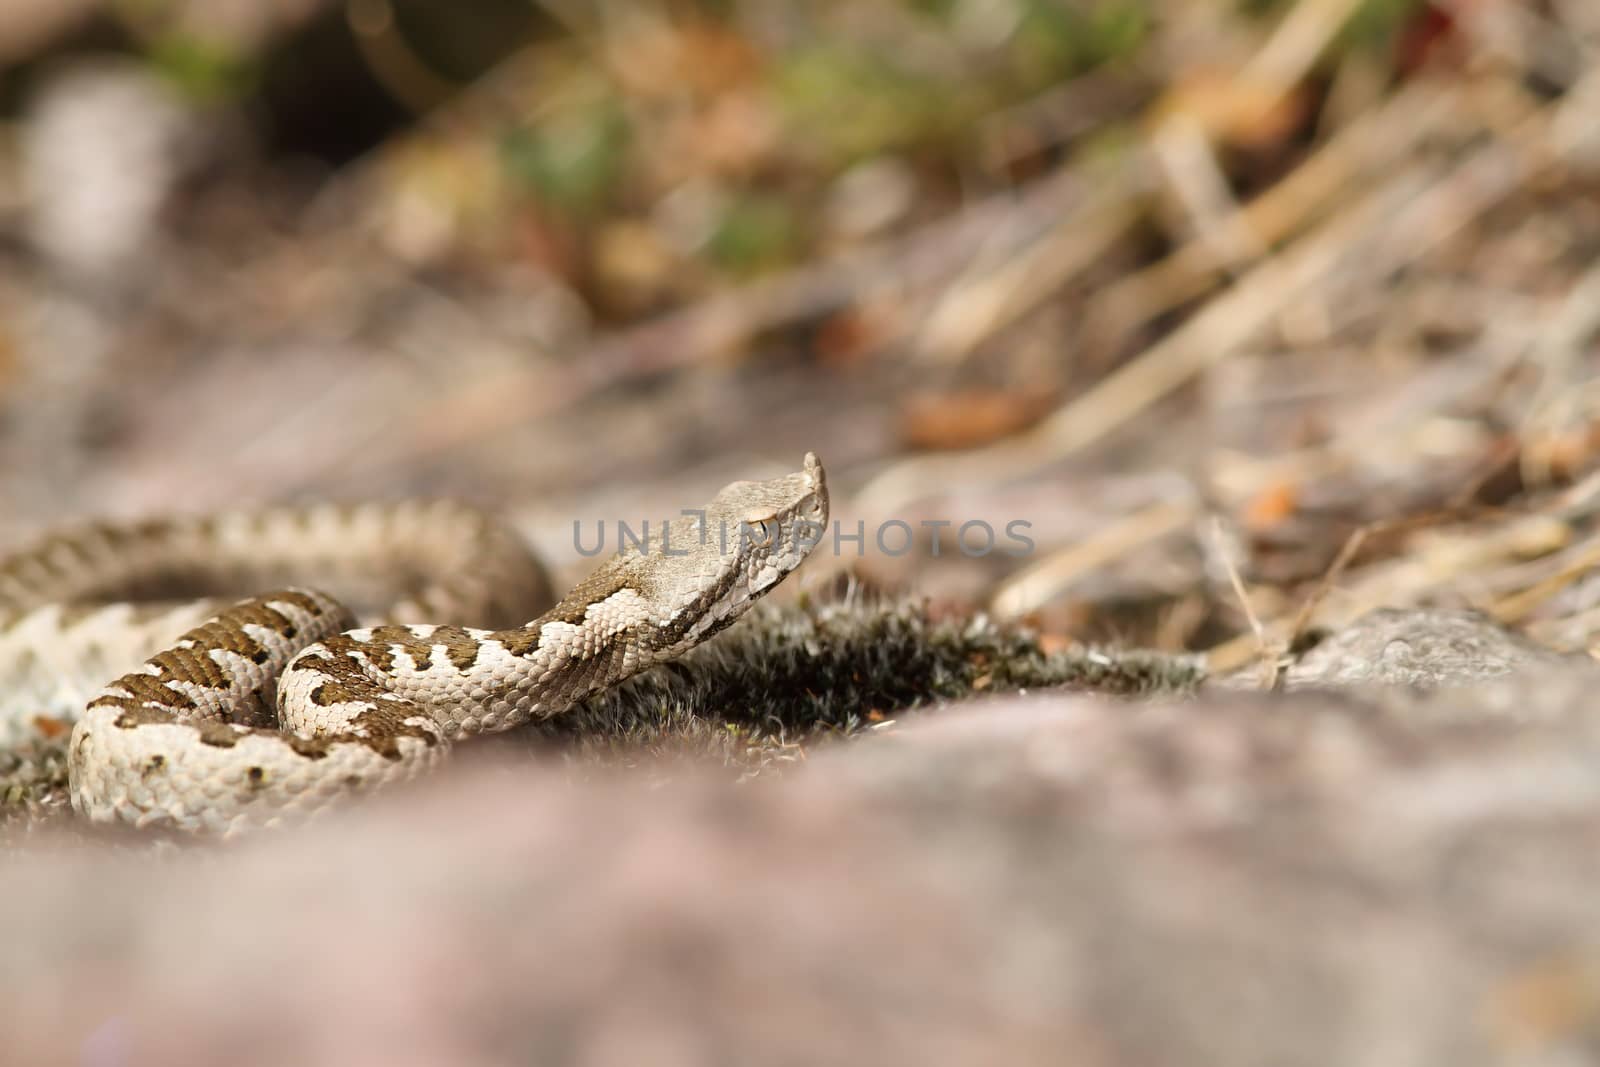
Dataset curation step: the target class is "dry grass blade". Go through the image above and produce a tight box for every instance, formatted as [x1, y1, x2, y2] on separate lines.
[1205, 523, 1372, 674]
[1490, 535, 1600, 625]
[989, 498, 1195, 620]
[858, 159, 1440, 512]
[858, 69, 1598, 515]
[1243, 0, 1371, 97]
[1091, 79, 1464, 344]
[306, 163, 1101, 491]
[1208, 515, 1283, 688]
[917, 178, 1147, 364]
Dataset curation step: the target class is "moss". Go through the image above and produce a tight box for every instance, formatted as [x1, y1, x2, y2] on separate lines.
[525, 591, 1204, 776]
[0, 740, 70, 827]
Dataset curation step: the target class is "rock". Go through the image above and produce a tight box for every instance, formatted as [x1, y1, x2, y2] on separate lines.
[10, 679, 1600, 1064]
[1284, 607, 1586, 689]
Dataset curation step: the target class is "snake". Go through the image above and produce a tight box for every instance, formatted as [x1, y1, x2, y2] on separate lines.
[0, 454, 828, 835]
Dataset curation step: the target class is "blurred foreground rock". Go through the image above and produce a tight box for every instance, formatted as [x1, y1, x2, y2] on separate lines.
[10, 620, 1600, 1065]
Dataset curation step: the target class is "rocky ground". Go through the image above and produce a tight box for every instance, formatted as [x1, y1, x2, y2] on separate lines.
[8, 604, 1600, 1065]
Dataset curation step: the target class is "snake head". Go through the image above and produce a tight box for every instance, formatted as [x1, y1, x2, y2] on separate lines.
[714, 450, 829, 594]
[631, 452, 829, 646]
[556, 451, 832, 652]
[555, 453, 830, 656]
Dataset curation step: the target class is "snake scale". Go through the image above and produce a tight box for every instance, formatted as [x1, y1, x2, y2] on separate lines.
[0, 454, 827, 835]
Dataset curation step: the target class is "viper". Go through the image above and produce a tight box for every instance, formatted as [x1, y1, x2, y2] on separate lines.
[0, 454, 828, 834]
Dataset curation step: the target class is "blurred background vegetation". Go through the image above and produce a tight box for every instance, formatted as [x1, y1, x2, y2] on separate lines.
[2, 0, 1598, 671]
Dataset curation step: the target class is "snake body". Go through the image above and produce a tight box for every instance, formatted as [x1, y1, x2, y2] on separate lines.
[0, 455, 827, 834]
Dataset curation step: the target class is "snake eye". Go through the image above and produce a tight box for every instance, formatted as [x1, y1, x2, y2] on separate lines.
[742, 518, 779, 546]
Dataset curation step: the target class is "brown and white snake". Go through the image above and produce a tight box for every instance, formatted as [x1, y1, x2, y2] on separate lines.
[0, 454, 828, 834]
